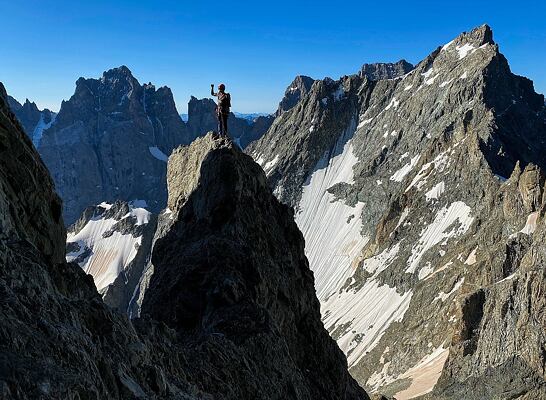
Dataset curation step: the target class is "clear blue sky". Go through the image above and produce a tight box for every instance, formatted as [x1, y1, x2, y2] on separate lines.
[1, 0, 545, 113]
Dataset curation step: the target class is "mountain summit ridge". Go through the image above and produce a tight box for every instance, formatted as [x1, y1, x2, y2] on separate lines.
[248, 24, 546, 398]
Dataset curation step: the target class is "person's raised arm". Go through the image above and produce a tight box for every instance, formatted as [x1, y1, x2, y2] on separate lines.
[210, 84, 217, 96]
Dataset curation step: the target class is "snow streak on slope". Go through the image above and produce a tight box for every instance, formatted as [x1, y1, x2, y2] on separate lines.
[324, 279, 413, 367]
[32, 112, 56, 147]
[406, 201, 474, 277]
[295, 118, 368, 301]
[66, 202, 150, 291]
[393, 345, 449, 399]
[295, 118, 413, 367]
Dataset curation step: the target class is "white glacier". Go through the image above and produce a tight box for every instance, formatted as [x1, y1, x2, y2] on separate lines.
[66, 202, 151, 291]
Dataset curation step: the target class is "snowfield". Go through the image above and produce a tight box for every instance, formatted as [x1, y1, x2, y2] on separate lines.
[66, 202, 150, 291]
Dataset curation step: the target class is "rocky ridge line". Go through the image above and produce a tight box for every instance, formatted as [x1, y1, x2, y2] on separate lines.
[0, 86, 369, 399]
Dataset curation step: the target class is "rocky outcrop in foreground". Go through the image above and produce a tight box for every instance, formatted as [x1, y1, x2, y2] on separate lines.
[0, 85, 367, 399]
[142, 133, 367, 399]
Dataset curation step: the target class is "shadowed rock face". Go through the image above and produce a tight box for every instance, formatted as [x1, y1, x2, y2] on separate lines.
[276, 75, 316, 116]
[142, 133, 368, 400]
[248, 25, 546, 398]
[0, 87, 368, 399]
[6, 95, 56, 147]
[0, 84, 65, 265]
[38, 66, 191, 224]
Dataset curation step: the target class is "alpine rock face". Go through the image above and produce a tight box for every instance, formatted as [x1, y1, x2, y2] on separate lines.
[37, 66, 191, 224]
[0, 87, 368, 399]
[142, 133, 368, 400]
[7, 95, 56, 147]
[276, 75, 315, 116]
[359, 60, 414, 81]
[248, 25, 546, 399]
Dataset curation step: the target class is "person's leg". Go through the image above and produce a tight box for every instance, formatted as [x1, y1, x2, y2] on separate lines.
[222, 114, 229, 136]
[217, 113, 222, 135]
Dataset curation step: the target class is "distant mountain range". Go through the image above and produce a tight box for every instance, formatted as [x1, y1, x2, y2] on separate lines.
[6, 67, 274, 224]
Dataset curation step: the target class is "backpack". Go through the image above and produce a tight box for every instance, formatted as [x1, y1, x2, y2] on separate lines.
[219, 93, 231, 112]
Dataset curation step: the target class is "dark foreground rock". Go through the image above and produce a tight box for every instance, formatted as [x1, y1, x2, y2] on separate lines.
[142, 133, 367, 400]
[0, 86, 367, 399]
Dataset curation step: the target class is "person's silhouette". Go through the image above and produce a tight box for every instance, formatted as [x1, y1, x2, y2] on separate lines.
[210, 83, 231, 136]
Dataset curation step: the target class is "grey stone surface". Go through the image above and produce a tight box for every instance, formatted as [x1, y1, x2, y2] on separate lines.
[359, 60, 414, 81]
[38, 66, 190, 224]
[248, 25, 546, 398]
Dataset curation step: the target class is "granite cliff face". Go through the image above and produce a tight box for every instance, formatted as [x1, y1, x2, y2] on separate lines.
[0, 85, 368, 399]
[249, 25, 546, 398]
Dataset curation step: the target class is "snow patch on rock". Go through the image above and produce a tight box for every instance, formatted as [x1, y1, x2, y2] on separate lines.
[323, 279, 413, 367]
[456, 43, 476, 59]
[425, 181, 445, 201]
[391, 155, 420, 182]
[66, 203, 151, 291]
[434, 278, 465, 302]
[385, 97, 400, 111]
[393, 345, 450, 399]
[406, 201, 474, 275]
[296, 118, 367, 301]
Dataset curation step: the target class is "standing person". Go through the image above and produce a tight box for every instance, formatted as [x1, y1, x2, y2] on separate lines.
[210, 83, 231, 136]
